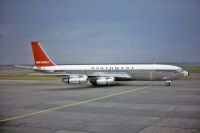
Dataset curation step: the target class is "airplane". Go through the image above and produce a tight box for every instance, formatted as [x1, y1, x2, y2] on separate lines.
[16, 41, 189, 86]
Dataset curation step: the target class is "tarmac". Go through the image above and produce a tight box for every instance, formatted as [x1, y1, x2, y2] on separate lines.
[0, 76, 200, 133]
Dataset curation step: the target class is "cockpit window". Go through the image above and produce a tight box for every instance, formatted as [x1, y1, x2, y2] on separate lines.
[174, 69, 183, 73]
[172, 70, 179, 73]
[177, 69, 183, 72]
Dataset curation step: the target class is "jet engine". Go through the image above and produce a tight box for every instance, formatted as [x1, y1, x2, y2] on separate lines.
[62, 75, 88, 84]
[96, 77, 115, 85]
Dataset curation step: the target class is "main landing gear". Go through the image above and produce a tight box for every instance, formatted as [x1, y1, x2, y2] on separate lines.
[165, 81, 171, 86]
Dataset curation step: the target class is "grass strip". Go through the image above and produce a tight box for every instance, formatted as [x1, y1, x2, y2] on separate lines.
[0, 74, 60, 80]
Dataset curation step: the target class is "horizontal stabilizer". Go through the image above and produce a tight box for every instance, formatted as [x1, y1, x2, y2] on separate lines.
[14, 65, 33, 69]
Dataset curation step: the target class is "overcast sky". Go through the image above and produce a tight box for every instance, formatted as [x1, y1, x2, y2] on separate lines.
[0, 0, 199, 65]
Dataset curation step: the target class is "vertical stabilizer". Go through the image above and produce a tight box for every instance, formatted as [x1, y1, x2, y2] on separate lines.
[31, 41, 56, 67]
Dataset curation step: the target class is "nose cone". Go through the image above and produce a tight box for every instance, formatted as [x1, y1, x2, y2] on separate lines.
[182, 71, 189, 77]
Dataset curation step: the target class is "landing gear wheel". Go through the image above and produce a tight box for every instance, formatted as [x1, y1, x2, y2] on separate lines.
[91, 82, 97, 86]
[166, 82, 171, 86]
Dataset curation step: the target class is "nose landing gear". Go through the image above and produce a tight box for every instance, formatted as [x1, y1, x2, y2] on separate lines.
[165, 81, 171, 86]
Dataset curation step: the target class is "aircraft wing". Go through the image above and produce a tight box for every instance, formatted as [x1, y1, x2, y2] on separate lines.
[31, 72, 132, 80]
[30, 73, 71, 77]
[87, 72, 132, 81]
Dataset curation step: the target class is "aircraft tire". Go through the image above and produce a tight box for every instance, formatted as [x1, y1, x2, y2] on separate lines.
[166, 82, 171, 86]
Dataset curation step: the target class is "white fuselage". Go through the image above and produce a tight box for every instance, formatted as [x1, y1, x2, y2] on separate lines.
[34, 64, 188, 81]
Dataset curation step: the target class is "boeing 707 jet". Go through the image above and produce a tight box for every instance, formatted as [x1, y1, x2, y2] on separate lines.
[17, 41, 189, 86]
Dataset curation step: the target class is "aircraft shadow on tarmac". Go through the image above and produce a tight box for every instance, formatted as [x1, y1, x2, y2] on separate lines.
[27, 79, 181, 92]
[36, 82, 169, 92]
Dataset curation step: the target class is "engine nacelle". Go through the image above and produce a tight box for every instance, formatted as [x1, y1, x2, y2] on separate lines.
[96, 77, 115, 85]
[62, 75, 88, 84]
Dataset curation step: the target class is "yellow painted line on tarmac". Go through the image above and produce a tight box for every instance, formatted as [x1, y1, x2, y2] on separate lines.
[0, 86, 150, 123]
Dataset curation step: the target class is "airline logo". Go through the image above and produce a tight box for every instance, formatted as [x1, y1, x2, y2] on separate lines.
[91, 66, 134, 70]
[36, 61, 50, 64]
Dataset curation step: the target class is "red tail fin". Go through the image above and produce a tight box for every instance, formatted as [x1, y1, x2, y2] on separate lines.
[31, 41, 56, 67]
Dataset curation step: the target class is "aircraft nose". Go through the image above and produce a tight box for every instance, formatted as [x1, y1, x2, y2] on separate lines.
[182, 71, 189, 77]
